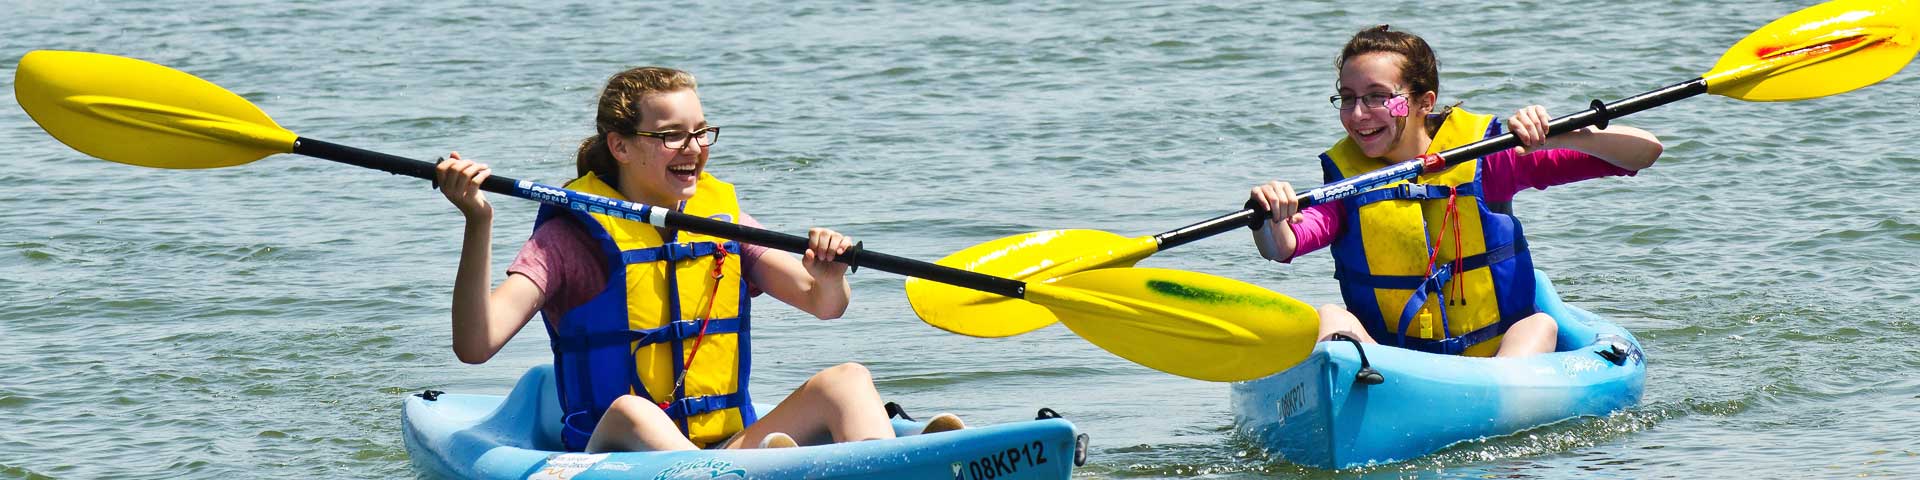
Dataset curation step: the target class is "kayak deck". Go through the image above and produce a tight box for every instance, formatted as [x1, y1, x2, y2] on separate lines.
[404, 365, 1084, 479]
[1229, 270, 1647, 469]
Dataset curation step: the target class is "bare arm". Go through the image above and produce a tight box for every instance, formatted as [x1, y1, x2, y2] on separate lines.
[440, 154, 543, 364]
[746, 228, 853, 320]
[450, 258, 542, 363]
[1544, 125, 1662, 172]
[1252, 221, 1296, 262]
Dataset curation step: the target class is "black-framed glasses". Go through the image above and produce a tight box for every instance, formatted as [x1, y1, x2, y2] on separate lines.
[1328, 92, 1406, 111]
[633, 126, 720, 150]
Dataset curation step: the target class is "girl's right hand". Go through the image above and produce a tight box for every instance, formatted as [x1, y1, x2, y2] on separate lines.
[801, 227, 855, 280]
[1250, 180, 1303, 225]
[1506, 105, 1554, 155]
[436, 152, 493, 219]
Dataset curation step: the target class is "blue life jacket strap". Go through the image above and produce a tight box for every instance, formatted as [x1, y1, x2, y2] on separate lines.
[620, 241, 741, 264]
[662, 391, 749, 420]
[560, 409, 597, 452]
[548, 317, 745, 353]
[633, 318, 743, 347]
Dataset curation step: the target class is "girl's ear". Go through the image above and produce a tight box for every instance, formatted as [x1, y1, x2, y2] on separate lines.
[1418, 91, 1438, 114]
[606, 131, 632, 165]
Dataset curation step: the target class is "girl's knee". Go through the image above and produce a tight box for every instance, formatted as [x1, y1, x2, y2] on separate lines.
[592, 395, 699, 452]
[1317, 304, 1358, 321]
[1523, 312, 1559, 333]
[1314, 304, 1376, 343]
[607, 395, 669, 422]
[608, 394, 651, 411]
[1495, 313, 1560, 358]
[817, 362, 872, 383]
[1316, 304, 1361, 326]
[800, 363, 880, 401]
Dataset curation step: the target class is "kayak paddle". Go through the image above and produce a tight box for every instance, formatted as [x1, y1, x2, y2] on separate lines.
[13, 50, 1317, 382]
[908, 0, 1919, 338]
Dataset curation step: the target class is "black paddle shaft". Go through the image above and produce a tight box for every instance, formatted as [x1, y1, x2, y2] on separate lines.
[288, 139, 1031, 299]
[1153, 77, 1708, 251]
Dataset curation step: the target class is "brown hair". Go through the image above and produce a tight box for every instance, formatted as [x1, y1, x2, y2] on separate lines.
[1336, 25, 1450, 117]
[576, 67, 699, 185]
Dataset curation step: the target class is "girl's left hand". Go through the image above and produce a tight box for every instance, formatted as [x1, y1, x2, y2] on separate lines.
[1506, 105, 1553, 155]
[802, 227, 853, 279]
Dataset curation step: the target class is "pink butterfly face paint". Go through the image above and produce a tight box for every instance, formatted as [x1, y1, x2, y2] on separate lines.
[1384, 95, 1410, 118]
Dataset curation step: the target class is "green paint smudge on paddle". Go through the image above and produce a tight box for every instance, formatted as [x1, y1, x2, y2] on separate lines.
[1146, 279, 1309, 315]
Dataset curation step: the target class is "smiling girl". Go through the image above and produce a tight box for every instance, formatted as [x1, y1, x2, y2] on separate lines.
[435, 67, 961, 453]
[1249, 25, 1663, 357]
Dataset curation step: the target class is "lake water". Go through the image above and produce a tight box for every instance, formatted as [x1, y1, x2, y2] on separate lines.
[4, 0, 1917, 478]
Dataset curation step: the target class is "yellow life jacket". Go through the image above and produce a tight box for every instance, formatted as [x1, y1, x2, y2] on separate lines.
[539, 172, 755, 450]
[1319, 108, 1537, 357]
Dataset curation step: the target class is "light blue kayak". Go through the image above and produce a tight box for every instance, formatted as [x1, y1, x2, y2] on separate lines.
[403, 365, 1086, 479]
[1230, 270, 1646, 469]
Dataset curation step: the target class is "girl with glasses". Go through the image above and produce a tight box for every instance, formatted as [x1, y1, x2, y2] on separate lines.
[1247, 25, 1664, 357]
[434, 66, 963, 453]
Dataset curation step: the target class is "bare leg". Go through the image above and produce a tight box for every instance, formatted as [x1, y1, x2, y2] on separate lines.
[584, 395, 701, 453]
[1317, 304, 1377, 343]
[1495, 312, 1559, 357]
[722, 362, 894, 448]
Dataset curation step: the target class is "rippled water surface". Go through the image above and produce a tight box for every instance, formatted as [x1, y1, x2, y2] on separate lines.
[4, 1, 1918, 478]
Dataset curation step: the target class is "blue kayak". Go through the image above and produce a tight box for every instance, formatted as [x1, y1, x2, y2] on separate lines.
[1229, 270, 1646, 469]
[404, 365, 1086, 479]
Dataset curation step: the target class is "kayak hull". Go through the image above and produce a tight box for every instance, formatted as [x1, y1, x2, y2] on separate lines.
[1229, 270, 1646, 469]
[404, 365, 1082, 479]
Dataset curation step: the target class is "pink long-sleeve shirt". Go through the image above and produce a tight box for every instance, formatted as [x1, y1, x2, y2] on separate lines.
[1275, 148, 1635, 262]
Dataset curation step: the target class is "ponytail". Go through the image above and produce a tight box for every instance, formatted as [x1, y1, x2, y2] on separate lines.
[575, 134, 619, 188]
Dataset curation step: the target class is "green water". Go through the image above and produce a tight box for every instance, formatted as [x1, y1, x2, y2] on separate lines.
[4, 0, 1917, 478]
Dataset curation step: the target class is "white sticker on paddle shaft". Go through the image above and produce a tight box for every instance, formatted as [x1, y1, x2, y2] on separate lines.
[528, 453, 608, 480]
[643, 204, 667, 227]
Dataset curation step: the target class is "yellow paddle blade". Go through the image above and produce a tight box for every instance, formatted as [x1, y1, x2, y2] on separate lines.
[1030, 268, 1317, 382]
[14, 50, 297, 169]
[907, 229, 1158, 337]
[1705, 0, 1920, 101]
